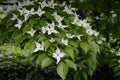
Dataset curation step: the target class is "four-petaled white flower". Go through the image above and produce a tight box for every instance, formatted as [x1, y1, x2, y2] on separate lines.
[33, 42, 44, 52]
[62, 38, 68, 45]
[52, 48, 65, 64]
[86, 28, 94, 35]
[41, 26, 49, 34]
[63, 5, 76, 14]
[66, 34, 75, 38]
[47, 23, 59, 35]
[53, 12, 64, 23]
[35, 7, 45, 17]
[15, 19, 23, 30]
[58, 22, 67, 29]
[39, 0, 48, 9]
[11, 13, 18, 20]
[26, 28, 36, 37]
[48, 0, 57, 8]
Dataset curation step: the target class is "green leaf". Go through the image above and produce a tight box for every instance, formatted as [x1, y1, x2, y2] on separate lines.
[41, 57, 53, 69]
[65, 46, 75, 60]
[44, 40, 51, 51]
[87, 69, 93, 76]
[74, 72, 81, 80]
[65, 59, 77, 71]
[29, 18, 38, 26]
[14, 33, 25, 44]
[57, 62, 69, 80]
[115, 71, 120, 77]
[81, 70, 87, 80]
[89, 41, 100, 54]
[35, 19, 47, 30]
[44, 12, 54, 20]
[36, 54, 47, 67]
[69, 41, 79, 48]
[24, 41, 35, 52]
[55, 38, 63, 45]
[80, 41, 90, 54]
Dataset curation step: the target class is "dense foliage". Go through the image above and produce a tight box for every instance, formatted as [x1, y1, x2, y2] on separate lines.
[0, 0, 120, 80]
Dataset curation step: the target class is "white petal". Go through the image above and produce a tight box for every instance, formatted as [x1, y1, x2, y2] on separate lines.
[59, 53, 64, 57]
[56, 57, 61, 64]
[52, 53, 57, 58]
[33, 47, 40, 52]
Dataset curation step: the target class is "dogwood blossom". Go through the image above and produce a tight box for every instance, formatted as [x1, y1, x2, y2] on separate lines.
[33, 42, 44, 52]
[63, 5, 76, 14]
[49, 38, 55, 42]
[62, 38, 68, 45]
[35, 7, 45, 17]
[58, 22, 67, 29]
[86, 28, 94, 35]
[26, 28, 36, 37]
[24, 8, 35, 21]
[66, 33, 75, 38]
[14, 19, 23, 30]
[39, 0, 48, 9]
[11, 13, 18, 20]
[41, 26, 49, 34]
[48, 0, 57, 8]
[53, 12, 64, 23]
[52, 48, 65, 64]
[47, 22, 59, 35]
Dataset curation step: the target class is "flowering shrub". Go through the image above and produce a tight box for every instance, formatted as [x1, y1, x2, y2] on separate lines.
[0, 0, 107, 80]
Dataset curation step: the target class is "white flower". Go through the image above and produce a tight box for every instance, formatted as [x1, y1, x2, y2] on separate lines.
[18, 8, 28, 16]
[53, 12, 64, 23]
[48, 0, 57, 8]
[97, 40, 102, 44]
[11, 13, 18, 20]
[112, 13, 117, 17]
[47, 22, 59, 35]
[41, 26, 49, 34]
[81, 19, 91, 28]
[33, 42, 44, 52]
[35, 7, 45, 17]
[26, 28, 36, 37]
[52, 48, 65, 64]
[23, 8, 35, 21]
[62, 38, 68, 45]
[39, 0, 48, 9]
[15, 19, 23, 30]
[49, 38, 55, 42]
[58, 22, 67, 29]
[86, 28, 94, 35]
[63, 5, 76, 14]
[77, 35, 82, 40]
[66, 34, 75, 38]
[72, 17, 82, 26]
[94, 31, 99, 37]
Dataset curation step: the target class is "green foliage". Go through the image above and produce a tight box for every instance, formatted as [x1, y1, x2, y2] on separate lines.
[1, 0, 120, 80]
[57, 62, 69, 80]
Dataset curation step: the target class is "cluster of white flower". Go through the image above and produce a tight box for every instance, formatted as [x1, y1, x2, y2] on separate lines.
[41, 22, 58, 35]
[11, 0, 101, 64]
[110, 10, 117, 18]
[72, 13, 99, 36]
